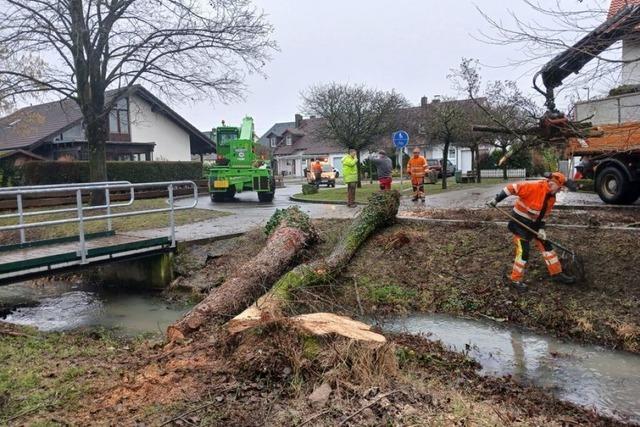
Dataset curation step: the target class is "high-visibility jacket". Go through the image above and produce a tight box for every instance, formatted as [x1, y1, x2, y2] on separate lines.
[406, 156, 427, 178]
[311, 162, 323, 173]
[504, 180, 555, 222]
[342, 155, 358, 183]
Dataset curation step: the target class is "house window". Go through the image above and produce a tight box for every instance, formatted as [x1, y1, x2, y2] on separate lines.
[449, 148, 455, 157]
[109, 97, 130, 141]
[270, 137, 276, 147]
[286, 136, 292, 146]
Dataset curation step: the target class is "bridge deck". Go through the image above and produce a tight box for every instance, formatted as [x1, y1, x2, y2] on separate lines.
[0, 233, 172, 284]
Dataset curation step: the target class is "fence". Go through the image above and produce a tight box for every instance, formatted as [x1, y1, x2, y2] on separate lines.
[480, 169, 527, 178]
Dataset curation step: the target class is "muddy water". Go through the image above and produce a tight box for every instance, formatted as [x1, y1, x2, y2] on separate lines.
[0, 281, 190, 336]
[380, 314, 640, 424]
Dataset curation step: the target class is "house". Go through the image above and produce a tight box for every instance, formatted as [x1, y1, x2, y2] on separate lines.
[264, 97, 490, 177]
[268, 114, 347, 176]
[0, 85, 214, 162]
[609, 0, 640, 85]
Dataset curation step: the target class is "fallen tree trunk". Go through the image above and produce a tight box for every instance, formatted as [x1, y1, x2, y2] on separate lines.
[228, 191, 400, 334]
[167, 207, 317, 341]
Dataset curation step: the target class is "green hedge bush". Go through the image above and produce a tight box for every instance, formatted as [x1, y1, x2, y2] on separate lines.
[301, 183, 318, 195]
[20, 161, 203, 185]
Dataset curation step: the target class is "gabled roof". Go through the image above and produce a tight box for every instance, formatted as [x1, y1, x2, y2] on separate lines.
[609, 0, 640, 18]
[0, 85, 214, 154]
[273, 118, 344, 156]
[258, 121, 295, 146]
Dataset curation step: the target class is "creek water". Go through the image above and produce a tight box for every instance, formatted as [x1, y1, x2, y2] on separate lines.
[379, 314, 640, 424]
[0, 281, 189, 336]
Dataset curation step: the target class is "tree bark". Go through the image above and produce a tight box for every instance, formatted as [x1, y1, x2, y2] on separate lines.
[442, 141, 450, 189]
[228, 190, 400, 333]
[86, 113, 109, 205]
[501, 148, 508, 181]
[475, 146, 482, 183]
[167, 208, 316, 341]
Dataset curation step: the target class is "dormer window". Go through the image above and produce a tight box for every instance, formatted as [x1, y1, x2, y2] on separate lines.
[270, 136, 277, 147]
[286, 135, 292, 146]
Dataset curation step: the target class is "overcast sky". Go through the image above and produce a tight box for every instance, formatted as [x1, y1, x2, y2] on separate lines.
[176, 0, 607, 135]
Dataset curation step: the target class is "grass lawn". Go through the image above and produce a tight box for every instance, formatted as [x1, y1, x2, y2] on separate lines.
[293, 178, 510, 204]
[0, 198, 230, 243]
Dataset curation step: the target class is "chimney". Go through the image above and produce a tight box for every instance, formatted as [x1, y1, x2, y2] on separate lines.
[295, 113, 303, 128]
[420, 96, 428, 107]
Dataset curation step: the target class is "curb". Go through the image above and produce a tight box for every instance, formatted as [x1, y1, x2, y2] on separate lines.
[288, 196, 366, 206]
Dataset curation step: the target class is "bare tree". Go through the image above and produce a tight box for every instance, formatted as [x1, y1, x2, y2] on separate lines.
[424, 98, 471, 189]
[453, 58, 544, 179]
[0, 0, 275, 202]
[301, 82, 408, 187]
[476, 0, 639, 105]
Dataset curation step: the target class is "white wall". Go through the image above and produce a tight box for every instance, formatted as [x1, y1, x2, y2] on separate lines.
[129, 95, 191, 161]
[575, 92, 640, 125]
[622, 38, 640, 86]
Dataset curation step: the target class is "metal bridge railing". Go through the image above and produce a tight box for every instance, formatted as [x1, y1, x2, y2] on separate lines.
[0, 181, 198, 263]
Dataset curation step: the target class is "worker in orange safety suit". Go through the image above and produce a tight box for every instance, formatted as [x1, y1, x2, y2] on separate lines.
[406, 148, 428, 202]
[488, 172, 576, 291]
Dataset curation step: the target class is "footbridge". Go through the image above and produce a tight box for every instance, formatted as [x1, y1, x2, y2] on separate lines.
[0, 181, 198, 285]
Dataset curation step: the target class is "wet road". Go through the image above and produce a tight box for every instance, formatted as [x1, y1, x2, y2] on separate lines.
[128, 184, 359, 242]
[128, 182, 638, 243]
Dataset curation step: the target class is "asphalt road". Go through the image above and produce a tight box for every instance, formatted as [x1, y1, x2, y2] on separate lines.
[128, 181, 638, 243]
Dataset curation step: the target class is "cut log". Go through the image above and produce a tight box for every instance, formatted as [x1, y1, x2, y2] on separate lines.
[167, 207, 317, 341]
[228, 312, 386, 343]
[228, 191, 400, 334]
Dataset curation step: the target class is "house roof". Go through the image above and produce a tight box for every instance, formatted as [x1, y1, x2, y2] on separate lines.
[258, 121, 294, 146]
[273, 118, 344, 156]
[269, 97, 486, 157]
[609, 0, 640, 18]
[0, 149, 47, 161]
[0, 85, 214, 154]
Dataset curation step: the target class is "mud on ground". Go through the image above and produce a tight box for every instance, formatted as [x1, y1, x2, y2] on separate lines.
[2, 322, 622, 426]
[292, 219, 640, 353]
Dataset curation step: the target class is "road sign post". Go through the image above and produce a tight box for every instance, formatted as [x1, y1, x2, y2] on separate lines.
[393, 130, 409, 191]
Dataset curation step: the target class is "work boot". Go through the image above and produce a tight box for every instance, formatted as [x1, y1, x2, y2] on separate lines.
[412, 196, 419, 202]
[552, 273, 576, 285]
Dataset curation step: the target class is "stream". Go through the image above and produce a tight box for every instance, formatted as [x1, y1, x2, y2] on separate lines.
[2, 282, 639, 424]
[379, 314, 640, 424]
[0, 281, 189, 336]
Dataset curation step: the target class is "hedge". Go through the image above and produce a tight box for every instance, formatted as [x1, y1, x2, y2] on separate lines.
[20, 161, 203, 185]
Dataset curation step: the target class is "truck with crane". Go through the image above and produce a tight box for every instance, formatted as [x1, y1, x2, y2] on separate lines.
[208, 117, 275, 203]
[474, 3, 640, 204]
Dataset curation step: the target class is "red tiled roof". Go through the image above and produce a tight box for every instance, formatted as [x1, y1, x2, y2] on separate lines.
[609, 0, 640, 18]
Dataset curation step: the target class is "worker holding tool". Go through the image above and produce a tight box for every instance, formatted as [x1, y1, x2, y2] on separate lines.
[488, 172, 576, 290]
[407, 148, 428, 202]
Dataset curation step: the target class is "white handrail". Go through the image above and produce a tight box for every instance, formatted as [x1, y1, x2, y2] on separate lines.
[0, 181, 198, 260]
[0, 181, 135, 221]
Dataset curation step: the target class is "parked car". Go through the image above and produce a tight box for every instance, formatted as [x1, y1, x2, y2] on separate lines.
[427, 159, 456, 178]
[306, 163, 336, 187]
